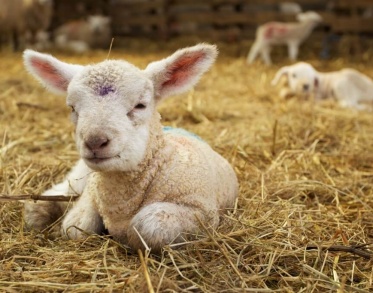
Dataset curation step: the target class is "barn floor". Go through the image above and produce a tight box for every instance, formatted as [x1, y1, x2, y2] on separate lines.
[0, 38, 372, 292]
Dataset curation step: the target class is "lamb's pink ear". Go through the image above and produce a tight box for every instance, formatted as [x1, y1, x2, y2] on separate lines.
[23, 49, 83, 95]
[144, 43, 218, 101]
[271, 66, 289, 86]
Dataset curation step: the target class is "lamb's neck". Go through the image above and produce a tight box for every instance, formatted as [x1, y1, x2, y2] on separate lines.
[298, 21, 318, 36]
[315, 72, 333, 100]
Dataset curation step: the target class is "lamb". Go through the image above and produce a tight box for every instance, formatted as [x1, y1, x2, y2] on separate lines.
[0, 0, 53, 51]
[246, 11, 322, 65]
[279, 2, 302, 15]
[23, 44, 239, 253]
[24, 0, 53, 46]
[54, 15, 112, 53]
[0, 0, 25, 50]
[271, 62, 373, 110]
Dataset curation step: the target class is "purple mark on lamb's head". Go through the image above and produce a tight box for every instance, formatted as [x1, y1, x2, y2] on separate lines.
[98, 85, 115, 96]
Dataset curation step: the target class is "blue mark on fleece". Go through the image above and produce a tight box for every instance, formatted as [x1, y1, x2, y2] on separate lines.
[163, 126, 204, 142]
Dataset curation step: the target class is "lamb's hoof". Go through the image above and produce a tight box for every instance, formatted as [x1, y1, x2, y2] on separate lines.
[24, 201, 63, 231]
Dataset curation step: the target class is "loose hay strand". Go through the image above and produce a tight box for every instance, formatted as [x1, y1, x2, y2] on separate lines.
[106, 38, 115, 59]
[138, 249, 155, 293]
[0, 194, 78, 202]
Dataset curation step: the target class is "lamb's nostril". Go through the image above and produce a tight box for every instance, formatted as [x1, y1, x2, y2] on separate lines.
[303, 84, 309, 91]
[101, 140, 109, 148]
[85, 136, 110, 151]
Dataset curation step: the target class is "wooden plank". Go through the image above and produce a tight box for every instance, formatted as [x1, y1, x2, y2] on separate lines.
[210, 0, 325, 4]
[112, 15, 166, 26]
[252, 11, 296, 23]
[111, 0, 165, 11]
[171, 11, 298, 26]
[330, 17, 373, 33]
[333, 0, 373, 8]
[109, 0, 373, 38]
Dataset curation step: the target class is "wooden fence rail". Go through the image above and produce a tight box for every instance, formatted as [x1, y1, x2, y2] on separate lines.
[53, 0, 373, 41]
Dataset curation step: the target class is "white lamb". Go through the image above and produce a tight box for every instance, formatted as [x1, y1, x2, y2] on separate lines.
[246, 11, 322, 65]
[279, 2, 302, 15]
[23, 44, 239, 253]
[54, 15, 112, 53]
[271, 62, 373, 110]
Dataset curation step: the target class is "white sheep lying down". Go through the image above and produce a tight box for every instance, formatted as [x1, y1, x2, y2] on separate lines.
[23, 44, 239, 253]
[271, 62, 373, 110]
[54, 15, 112, 53]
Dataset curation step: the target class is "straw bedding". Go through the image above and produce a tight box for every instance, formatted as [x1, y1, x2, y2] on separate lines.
[0, 38, 372, 292]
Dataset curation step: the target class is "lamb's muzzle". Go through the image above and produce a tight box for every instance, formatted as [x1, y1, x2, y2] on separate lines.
[23, 43, 239, 253]
[84, 135, 110, 152]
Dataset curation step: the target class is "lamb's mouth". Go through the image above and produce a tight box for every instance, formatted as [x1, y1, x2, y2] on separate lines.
[86, 157, 110, 164]
[85, 155, 120, 165]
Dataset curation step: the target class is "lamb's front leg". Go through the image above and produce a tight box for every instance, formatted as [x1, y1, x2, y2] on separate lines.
[126, 202, 219, 253]
[288, 41, 299, 61]
[61, 190, 104, 240]
[24, 159, 90, 231]
[279, 87, 296, 99]
[246, 40, 262, 64]
[260, 45, 272, 65]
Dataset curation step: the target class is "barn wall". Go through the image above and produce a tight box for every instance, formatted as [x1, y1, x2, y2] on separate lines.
[53, 0, 373, 41]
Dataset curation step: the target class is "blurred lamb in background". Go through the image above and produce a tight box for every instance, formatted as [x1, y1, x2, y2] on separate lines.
[279, 2, 302, 15]
[54, 15, 112, 53]
[271, 62, 373, 110]
[247, 11, 322, 65]
[0, 0, 53, 51]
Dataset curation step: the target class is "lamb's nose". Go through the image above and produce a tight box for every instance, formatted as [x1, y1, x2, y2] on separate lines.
[303, 84, 309, 91]
[85, 136, 110, 152]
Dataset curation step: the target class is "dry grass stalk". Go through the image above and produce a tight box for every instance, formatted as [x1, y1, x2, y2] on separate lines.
[0, 194, 77, 202]
[0, 37, 373, 292]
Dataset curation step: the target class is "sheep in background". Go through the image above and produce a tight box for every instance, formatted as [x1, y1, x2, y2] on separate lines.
[0, 0, 53, 51]
[0, 0, 24, 50]
[23, 44, 239, 253]
[279, 2, 302, 15]
[54, 16, 112, 53]
[247, 11, 322, 65]
[271, 62, 373, 110]
[24, 0, 53, 47]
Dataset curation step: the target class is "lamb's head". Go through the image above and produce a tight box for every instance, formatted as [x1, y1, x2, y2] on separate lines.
[23, 44, 217, 172]
[296, 11, 322, 23]
[66, 61, 156, 172]
[271, 62, 319, 96]
[88, 15, 111, 35]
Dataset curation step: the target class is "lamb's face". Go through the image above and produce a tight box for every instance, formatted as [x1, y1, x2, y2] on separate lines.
[297, 11, 322, 23]
[286, 63, 318, 96]
[67, 60, 155, 172]
[24, 44, 218, 172]
[88, 16, 111, 34]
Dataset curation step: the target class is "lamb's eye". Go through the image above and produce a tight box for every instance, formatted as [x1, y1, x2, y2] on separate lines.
[292, 73, 297, 78]
[134, 103, 146, 110]
[69, 106, 78, 123]
[127, 103, 147, 119]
